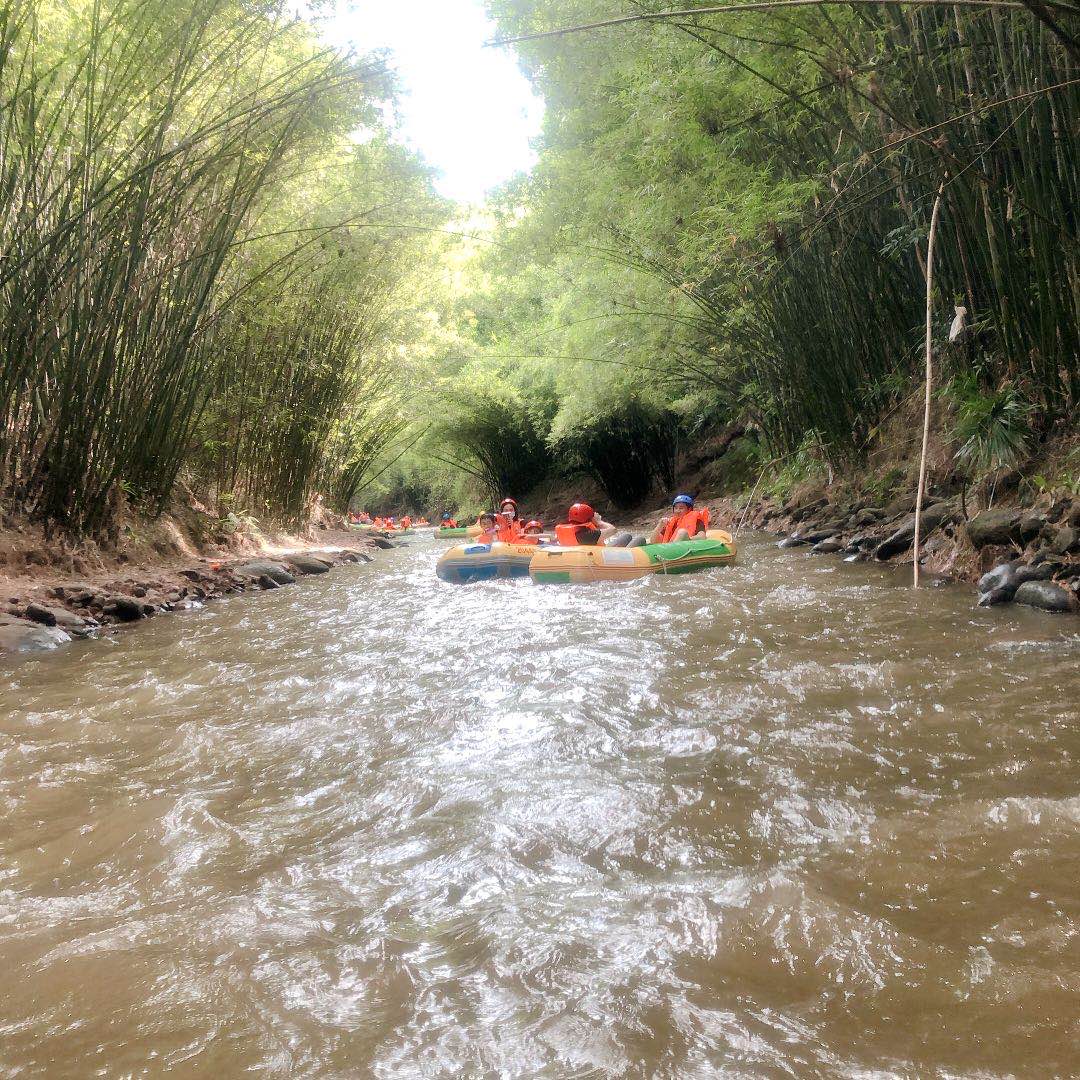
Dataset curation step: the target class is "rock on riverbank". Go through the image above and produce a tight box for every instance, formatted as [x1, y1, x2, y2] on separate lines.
[718, 487, 1080, 615]
[0, 541, 384, 657]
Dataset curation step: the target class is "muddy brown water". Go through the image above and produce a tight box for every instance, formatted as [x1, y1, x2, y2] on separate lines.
[1, 533, 1078, 1078]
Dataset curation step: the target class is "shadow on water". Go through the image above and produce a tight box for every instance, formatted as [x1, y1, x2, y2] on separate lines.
[2, 533, 1078, 1076]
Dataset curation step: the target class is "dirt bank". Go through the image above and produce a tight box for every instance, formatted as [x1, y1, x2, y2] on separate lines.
[0, 501, 398, 656]
[702, 484, 1080, 615]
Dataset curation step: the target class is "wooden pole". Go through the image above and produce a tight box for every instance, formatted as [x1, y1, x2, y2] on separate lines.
[913, 182, 945, 588]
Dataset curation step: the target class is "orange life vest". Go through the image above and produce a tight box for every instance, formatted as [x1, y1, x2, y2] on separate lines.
[401, 516, 412, 528]
[441, 518, 458, 528]
[659, 507, 709, 544]
[555, 522, 602, 546]
[495, 516, 525, 543]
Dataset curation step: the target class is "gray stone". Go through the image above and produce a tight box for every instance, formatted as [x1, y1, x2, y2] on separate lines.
[1049, 526, 1080, 556]
[369, 537, 394, 550]
[796, 526, 840, 544]
[778, 537, 809, 549]
[1013, 562, 1056, 586]
[23, 602, 57, 626]
[966, 507, 1024, 548]
[977, 562, 1020, 597]
[1014, 580, 1075, 613]
[258, 575, 280, 590]
[978, 586, 1014, 607]
[849, 509, 880, 528]
[288, 554, 332, 575]
[0, 617, 72, 653]
[874, 503, 952, 561]
[1018, 512, 1048, 543]
[25, 603, 91, 633]
[883, 494, 916, 518]
[811, 539, 845, 554]
[235, 560, 295, 585]
[102, 596, 144, 621]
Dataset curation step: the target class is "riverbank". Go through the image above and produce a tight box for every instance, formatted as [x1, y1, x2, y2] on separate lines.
[0, 503, 396, 656]
[702, 485, 1080, 615]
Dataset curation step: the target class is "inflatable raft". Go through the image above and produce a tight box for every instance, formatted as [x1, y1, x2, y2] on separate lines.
[529, 530, 736, 583]
[435, 525, 480, 539]
[436, 540, 537, 583]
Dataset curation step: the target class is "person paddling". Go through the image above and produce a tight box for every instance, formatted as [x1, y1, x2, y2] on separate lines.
[440, 512, 458, 528]
[650, 494, 710, 544]
[554, 503, 617, 546]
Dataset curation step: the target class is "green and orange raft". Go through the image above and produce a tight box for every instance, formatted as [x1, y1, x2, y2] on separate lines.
[436, 530, 736, 584]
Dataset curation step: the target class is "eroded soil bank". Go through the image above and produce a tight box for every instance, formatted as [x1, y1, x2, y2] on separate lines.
[0, 501, 395, 656]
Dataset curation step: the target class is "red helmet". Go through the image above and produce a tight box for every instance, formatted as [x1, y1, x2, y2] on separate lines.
[567, 502, 594, 524]
[524, 519, 543, 531]
[499, 497, 517, 508]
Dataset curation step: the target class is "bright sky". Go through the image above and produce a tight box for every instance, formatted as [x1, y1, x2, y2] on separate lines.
[315, 1, 545, 204]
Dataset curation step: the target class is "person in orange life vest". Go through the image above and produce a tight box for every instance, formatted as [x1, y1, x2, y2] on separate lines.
[554, 502, 617, 546]
[650, 494, 710, 544]
[440, 512, 458, 528]
[373, 516, 385, 528]
[523, 520, 544, 537]
[400, 515, 412, 529]
[495, 497, 526, 541]
[475, 511, 500, 543]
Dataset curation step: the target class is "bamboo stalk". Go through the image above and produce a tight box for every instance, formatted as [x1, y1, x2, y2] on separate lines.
[913, 181, 945, 588]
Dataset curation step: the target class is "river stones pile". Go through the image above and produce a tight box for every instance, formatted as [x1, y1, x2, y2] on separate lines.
[0, 546, 377, 656]
[759, 489, 1080, 615]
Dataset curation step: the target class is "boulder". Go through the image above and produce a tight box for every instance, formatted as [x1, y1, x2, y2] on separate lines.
[978, 586, 1014, 607]
[235, 560, 296, 585]
[258, 574, 280, 590]
[23, 602, 56, 626]
[101, 596, 144, 621]
[874, 503, 952, 561]
[1014, 580, 1076, 614]
[54, 582, 98, 604]
[369, 536, 394, 550]
[966, 507, 1023, 548]
[778, 537, 809, 549]
[788, 497, 827, 523]
[0, 617, 72, 653]
[288, 554, 332, 575]
[811, 539, 845, 554]
[883, 494, 916, 518]
[1049, 526, 1080, 556]
[849, 509, 881, 529]
[24, 603, 92, 634]
[1018, 512, 1048, 543]
[1013, 562, 1056, 586]
[977, 561, 1020, 597]
[795, 526, 841, 544]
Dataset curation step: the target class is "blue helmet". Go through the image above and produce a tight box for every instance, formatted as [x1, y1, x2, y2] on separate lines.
[672, 494, 694, 508]
[441, 512, 451, 520]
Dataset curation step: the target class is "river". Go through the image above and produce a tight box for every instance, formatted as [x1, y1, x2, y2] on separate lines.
[2, 533, 1078, 1077]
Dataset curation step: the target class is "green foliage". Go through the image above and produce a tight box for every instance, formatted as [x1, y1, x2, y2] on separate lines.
[0, 0, 444, 534]
[944, 377, 1033, 477]
[549, 384, 675, 508]
[464, 0, 1079, 487]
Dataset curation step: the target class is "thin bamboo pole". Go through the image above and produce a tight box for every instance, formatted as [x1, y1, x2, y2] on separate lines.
[913, 181, 945, 588]
[486, 0, 1071, 47]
